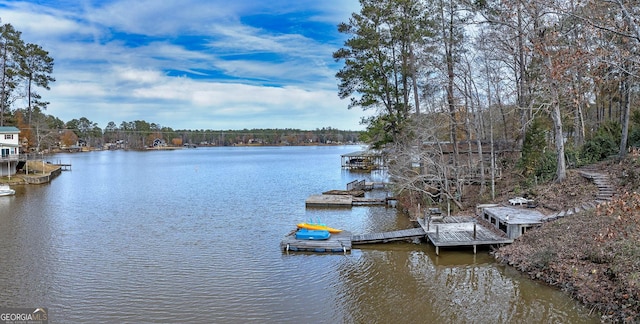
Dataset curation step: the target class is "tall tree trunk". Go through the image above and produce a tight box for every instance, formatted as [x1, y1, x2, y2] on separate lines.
[550, 99, 567, 182]
[619, 74, 630, 159]
[485, 57, 496, 199]
[517, 5, 528, 149]
[441, 0, 460, 203]
[573, 102, 585, 147]
[410, 46, 420, 115]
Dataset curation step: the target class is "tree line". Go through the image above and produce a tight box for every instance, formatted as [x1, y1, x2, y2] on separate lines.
[15, 113, 362, 150]
[334, 0, 640, 207]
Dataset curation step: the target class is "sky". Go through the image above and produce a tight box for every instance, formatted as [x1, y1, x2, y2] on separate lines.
[0, 0, 367, 131]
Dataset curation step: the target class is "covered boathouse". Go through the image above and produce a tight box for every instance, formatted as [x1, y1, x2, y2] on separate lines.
[480, 206, 545, 239]
[341, 150, 384, 171]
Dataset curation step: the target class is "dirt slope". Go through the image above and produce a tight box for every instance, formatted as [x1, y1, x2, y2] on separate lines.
[493, 156, 640, 323]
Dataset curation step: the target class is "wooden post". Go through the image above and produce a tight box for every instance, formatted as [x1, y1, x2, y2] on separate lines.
[436, 225, 439, 239]
[473, 245, 477, 254]
[473, 223, 477, 240]
[436, 246, 439, 256]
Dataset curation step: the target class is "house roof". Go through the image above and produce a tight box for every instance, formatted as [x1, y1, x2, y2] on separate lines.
[0, 126, 19, 133]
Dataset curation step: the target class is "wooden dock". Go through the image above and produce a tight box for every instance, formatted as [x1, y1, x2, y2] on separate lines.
[281, 220, 512, 254]
[281, 228, 424, 252]
[56, 163, 72, 171]
[305, 194, 353, 207]
[351, 228, 426, 244]
[305, 194, 391, 207]
[282, 214, 513, 255]
[281, 230, 353, 253]
[417, 216, 513, 255]
[352, 197, 388, 206]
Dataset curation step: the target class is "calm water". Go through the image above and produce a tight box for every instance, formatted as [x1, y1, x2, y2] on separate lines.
[0, 146, 599, 323]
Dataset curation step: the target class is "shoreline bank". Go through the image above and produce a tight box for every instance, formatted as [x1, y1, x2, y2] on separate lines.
[0, 160, 63, 185]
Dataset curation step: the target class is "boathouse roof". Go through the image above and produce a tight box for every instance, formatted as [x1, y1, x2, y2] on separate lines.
[483, 206, 545, 225]
[341, 150, 381, 157]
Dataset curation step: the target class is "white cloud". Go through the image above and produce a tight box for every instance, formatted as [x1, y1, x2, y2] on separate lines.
[0, 0, 365, 130]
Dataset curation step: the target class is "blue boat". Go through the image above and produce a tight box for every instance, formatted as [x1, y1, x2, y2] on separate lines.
[295, 228, 331, 240]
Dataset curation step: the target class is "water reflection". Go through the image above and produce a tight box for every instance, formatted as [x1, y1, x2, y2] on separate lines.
[335, 247, 598, 323]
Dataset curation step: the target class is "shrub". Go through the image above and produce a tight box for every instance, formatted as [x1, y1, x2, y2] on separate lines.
[518, 118, 548, 177]
[534, 151, 558, 182]
[580, 121, 621, 164]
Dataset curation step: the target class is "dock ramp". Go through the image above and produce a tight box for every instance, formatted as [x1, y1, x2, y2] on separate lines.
[351, 228, 426, 244]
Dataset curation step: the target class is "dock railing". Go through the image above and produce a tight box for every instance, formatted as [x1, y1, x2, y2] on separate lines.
[346, 179, 366, 191]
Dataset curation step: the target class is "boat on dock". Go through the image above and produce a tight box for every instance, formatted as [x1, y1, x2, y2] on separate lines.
[0, 185, 15, 196]
[295, 229, 331, 240]
[297, 222, 343, 233]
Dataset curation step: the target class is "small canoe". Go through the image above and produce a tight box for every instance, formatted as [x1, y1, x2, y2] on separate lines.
[295, 229, 331, 240]
[297, 222, 343, 233]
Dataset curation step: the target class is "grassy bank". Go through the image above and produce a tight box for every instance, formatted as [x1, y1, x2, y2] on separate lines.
[0, 160, 61, 185]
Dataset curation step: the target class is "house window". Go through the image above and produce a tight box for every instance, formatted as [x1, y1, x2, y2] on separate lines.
[4, 134, 13, 140]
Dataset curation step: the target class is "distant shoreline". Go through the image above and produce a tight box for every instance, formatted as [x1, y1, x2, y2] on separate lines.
[51, 142, 363, 153]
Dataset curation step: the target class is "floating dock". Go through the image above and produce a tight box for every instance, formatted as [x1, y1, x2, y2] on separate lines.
[281, 230, 353, 253]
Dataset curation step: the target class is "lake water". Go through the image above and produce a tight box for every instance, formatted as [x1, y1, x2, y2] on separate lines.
[0, 146, 599, 323]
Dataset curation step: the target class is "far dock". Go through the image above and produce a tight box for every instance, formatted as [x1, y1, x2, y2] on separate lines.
[305, 179, 394, 207]
[56, 163, 72, 171]
[341, 151, 384, 171]
[305, 194, 394, 207]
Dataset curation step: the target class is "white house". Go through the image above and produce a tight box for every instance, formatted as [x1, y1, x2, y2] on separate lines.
[0, 126, 21, 176]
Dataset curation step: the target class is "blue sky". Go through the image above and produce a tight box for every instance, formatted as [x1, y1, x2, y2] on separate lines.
[0, 0, 367, 131]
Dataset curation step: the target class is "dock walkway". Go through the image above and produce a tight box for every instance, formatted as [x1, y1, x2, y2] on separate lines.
[351, 228, 426, 244]
[56, 163, 72, 171]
